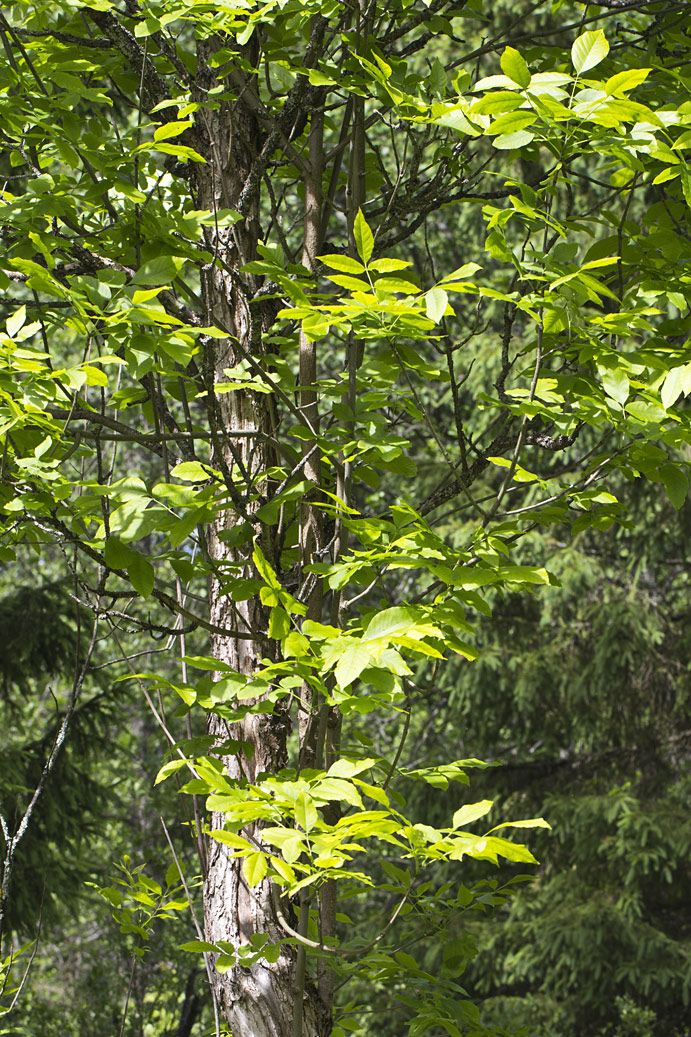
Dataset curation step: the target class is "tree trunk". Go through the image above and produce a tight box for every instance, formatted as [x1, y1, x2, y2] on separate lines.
[194, 39, 331, 1037]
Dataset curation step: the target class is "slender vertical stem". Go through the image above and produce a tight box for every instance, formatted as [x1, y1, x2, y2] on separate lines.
[292, 893, 310, 1037]
[294, 86, 326, 1037]
[298, 101, 325, 763]
[118, 954, 137, 1037]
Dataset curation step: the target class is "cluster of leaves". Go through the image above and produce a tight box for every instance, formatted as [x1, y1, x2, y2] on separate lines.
[359, 468, 691, 1037]
[1, 1, 691, 1035]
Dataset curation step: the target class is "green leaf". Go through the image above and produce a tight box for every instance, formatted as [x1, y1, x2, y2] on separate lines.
[450, 834, 537, 864]
[210, 830, 255, 851]
[660, 463, 688, 510]
[104, 536, 135, 569]
[253, 545, 282, 590]
[602, 367, 629, 406]
[369, 258, 412, 273]
[243, 853, 268, 887]
[134, 15, 161, 37]
[282, 833, 306, 864]
[215, 953, 236, 973]
[270, 856, 296, 885]
[430, 56, 447, 96]
[179, 940, 217, 952]
[442, 936, 474, 978]
[488, 111, 536, 136]
[499, 565, 551, 586]
[132, 287, 167, 304]
[489, 817, 551, 833]
[571, 30, 609, 75]
[154, 759, 189, 785]
[327, 758, 377, 779]
[364, 607, 420, 641]
[481, 836, 538, 864]
[317, 253, 365, 274]
[268, 607, 291, 640]
[295, 792, 318, 833]
[181, 655, 235, 672]
[236, 21, 254, 45]
[500, 47, 531, 89]
[228, 578, 263, 601]
[441, 263, 482, 283]
[170, 461, 219, 485]
[374, 277, 420, 295]
[681, 166, 691, 209]
[493, 130, 535, 150]
[472, 91, 524, 116]
[308, 68, 337, 86]
[132, 256, 184, 286]
[329, 274, 371, 292]
[353, 210, 374, 264]
[6, 306, 26, 337]
[395, 951, 418, 971]
[153, 120, 193, 142]
[435, 107, 483, 136]
[312, 777, 363, 808]
[452, 800, 493, 829]
[425, 287, 448, 323]
[661, 366, 690, 410]
[128, 553, 154, 599]
[263, 943, 281, 964]
[604, 69, 650, 95]
[283, 631, 310, 658]
[335, 643, 374, 689]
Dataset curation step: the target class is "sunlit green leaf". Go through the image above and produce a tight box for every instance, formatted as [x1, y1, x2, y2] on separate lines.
[571, 30, 610, 75]
[500, 47, 531, 88]
[354, 210, 374, 264]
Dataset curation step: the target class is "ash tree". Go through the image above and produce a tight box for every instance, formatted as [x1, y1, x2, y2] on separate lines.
[1, 1, 691, 1035]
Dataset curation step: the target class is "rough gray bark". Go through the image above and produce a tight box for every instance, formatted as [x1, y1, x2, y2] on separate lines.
[194, 37, 331, 1037]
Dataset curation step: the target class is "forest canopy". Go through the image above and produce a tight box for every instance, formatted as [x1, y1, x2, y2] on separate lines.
[0, 1, 690, 1035]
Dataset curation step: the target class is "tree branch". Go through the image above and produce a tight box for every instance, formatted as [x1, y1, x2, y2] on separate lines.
[82, 7, 170, 111]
